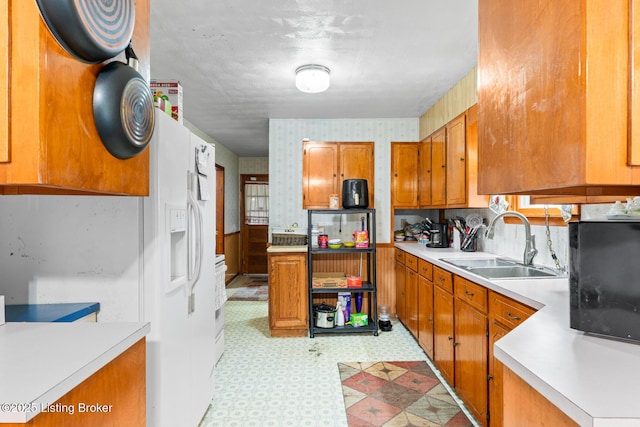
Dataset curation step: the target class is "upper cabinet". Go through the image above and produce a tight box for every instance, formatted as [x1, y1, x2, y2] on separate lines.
[391, 105, 487, 209]
[302, 141, 374, 209]
[0, 0, 150, 196]
[478, 0, 640, 198]
[391, 143, 419, 208]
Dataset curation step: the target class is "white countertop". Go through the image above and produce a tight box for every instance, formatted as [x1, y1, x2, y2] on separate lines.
[0, 321, 150, 423]
[395, 242, 640, 427]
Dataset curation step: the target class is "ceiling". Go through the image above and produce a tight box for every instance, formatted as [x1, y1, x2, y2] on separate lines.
[149, 0, 478, 157]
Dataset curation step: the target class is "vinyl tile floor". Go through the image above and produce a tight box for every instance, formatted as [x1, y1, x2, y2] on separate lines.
[199, 276, 481, 427]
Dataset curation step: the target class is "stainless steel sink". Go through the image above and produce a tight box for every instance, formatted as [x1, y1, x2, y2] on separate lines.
[469, 265, 562, 279]
[442, 257, 517, 269]
[441, 257, 566, 280]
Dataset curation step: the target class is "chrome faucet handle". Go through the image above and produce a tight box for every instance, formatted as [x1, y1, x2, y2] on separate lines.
[524, 235, 538, 265]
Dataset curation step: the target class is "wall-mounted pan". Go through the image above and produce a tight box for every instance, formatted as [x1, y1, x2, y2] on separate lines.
[93, 45, 155, 159]
[35, 0, 135, 63]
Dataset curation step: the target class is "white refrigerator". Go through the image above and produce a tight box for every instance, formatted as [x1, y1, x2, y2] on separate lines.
[143, 111, 218, 427]
[0, 110, 221, 426]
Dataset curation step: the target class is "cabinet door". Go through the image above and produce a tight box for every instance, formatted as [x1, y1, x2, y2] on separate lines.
[418, 275, 434, 359]
[446, 114, 467, 206]
[268, 254, 308, 332]
[2, 0, 151, 195]
[478, 0, 636, 195]
[405, 268, 418, 337]
[339, 142, 374, 208]
[418, 139, 432, 207]
[430, 129, 446, 207]
[395, 260, 406, 321]
[391, 143, 419, 207]
[455, 300, 488, 426]
[433, 285, 454, 386]
[0, 2, 7, 163]
[489, 320, 509, 427]
[302, 142, 339, 208]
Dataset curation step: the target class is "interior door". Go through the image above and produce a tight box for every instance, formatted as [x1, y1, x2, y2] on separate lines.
[215, 165, 224, 254]
[241, 174, 269, 275]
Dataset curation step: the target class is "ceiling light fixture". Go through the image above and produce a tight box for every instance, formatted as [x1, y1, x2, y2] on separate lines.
[295, 64, 330, 93]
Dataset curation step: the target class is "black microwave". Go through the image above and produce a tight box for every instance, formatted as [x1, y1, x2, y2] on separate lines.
[569, 220, 640, 343]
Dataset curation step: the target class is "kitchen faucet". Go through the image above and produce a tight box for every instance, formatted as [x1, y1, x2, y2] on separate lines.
[485, 211, 538, 265]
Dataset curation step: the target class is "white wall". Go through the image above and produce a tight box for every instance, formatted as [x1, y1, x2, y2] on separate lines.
[268, 118, 420, 242]
[0, 196, 142, 320]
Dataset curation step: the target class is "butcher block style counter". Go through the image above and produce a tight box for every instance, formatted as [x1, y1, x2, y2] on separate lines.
[0, 322, 149, 425]
[395, 242, 640, 427]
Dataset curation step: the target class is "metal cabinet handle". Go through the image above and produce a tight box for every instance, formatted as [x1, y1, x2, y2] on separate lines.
[448, 336, 453, 341]
[464, 289, 474, 297]
[506, 310, 521, 321]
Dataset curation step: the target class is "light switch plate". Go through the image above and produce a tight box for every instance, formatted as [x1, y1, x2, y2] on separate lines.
[0, 295, 5, 325]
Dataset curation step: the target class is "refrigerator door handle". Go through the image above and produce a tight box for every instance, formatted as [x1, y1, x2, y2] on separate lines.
[187, 172, 203, 313]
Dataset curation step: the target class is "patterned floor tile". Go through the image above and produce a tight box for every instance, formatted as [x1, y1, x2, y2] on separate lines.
[199, 275, 481, 427]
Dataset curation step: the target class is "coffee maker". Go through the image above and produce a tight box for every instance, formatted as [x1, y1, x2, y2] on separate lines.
[427, 223, 449, 248]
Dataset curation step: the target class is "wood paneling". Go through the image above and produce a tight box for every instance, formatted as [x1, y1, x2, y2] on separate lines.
[376, 245, 396, 317]
[6, 339, 146, 426]
[224, 231, 240, 283]
[419, 67, 477, 140]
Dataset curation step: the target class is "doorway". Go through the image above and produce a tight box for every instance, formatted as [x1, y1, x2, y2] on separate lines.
[241, 174, 269, 275]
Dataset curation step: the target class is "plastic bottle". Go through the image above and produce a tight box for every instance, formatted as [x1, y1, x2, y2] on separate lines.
[336, 299, 345, 326]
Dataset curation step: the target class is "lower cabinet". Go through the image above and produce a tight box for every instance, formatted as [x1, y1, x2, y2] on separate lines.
[395, 249, 542, 426]
[268, 252, 308, 337]
[502, 366, 579, 427]
[405, 266, 419, 337]
[454, 280, 488, 426]
[433, 277, 455, 386]
[488, 290, 536, 427]
[417, 274, 434, 359]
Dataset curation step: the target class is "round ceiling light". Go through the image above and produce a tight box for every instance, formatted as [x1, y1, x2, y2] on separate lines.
[295, 64, 330, 93]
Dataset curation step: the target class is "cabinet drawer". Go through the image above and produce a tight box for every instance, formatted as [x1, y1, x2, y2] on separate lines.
[433, 266, 453, 294]
[395, 249, 405, 264]
[405, 254, 418, 272]
[489, 291, 535, 330]
[454, 276, 488, 314]
[418, 259, 433, 281]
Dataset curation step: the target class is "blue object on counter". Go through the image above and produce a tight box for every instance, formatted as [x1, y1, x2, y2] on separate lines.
[5, 303, 100, 322]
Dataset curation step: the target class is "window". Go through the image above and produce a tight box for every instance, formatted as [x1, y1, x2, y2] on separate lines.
[244, 183, 269, 225]
[504, 196, 579, 226]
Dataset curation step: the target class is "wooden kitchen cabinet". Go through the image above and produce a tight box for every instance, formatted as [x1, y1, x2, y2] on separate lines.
[445, 114, 466, 206]
[302, 141, 374, 209]
[503, 366, 579, 427]
[391, 143, 419, 207]
[268, 252, 308, 337]
[1, 0, 150, 196]
[478, 0, 640, 198]
[454, 276, 488, 426]
[417, 259, 434, 359]
[404, 256, 419, 338]
[390, 105, 487, 210]
[430, 128, 447, 207]
[488, 290, 536, 427]
[395, 255, 406, 322]
[433, 267, 455, 386]
[418, 139, 432, 207]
